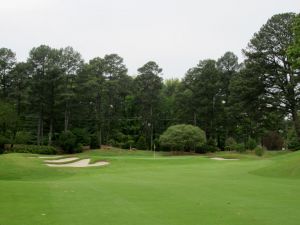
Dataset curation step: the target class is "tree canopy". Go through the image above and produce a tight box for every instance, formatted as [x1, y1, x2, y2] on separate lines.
[0, 12, 300, 153]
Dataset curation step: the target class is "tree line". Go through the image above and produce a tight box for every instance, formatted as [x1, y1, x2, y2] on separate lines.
[1, 12, 300, 152]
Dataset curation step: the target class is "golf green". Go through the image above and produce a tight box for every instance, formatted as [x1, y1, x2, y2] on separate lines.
[0, 149, 300, 225]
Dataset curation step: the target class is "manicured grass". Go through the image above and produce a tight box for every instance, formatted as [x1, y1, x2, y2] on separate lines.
[0, 149, 300, 225]
[253, 150, 300, 178]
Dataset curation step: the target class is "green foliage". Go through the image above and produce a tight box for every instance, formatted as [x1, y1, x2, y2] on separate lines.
[74, 143, 83, 153]
[90, 134, 100, 149]
[246, 138, 257, 150]
[243, 13, 300, 140]
[287, 128, 300, 151]
[288, 140, 300, 151]
[0, 13, 298, 157]
[0, 48, 16, 99]
[288, 14, 300, 69]
[71, 128, 90, 145]
[0, 135, 10, 154]
[224, 137, 237, 151]
[262, 131, 284, 150]
[120, 140, 135, 150]
[254, 145, 265, 157]
[14, 131, 33, 144]
[10, 144, 57, 155]
[0, 101, 19, 136]
[109, 131, 135, 149]
[196, 143, 218, 153]
[59, 131, 80, 153]
[183, 60, 222, 139]
[136, 136, 147, 150]
[159, 124, 206, 151]
[233, 143, 246, 153]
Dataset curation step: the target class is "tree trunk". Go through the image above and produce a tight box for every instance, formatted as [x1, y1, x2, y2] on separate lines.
[150, 105, 153, 151]
[64, 102, 69, 132]
[37, 116, 41, 146]
[41, 116, 44, 145]
[37, 109, 43, 146]
[96, 92, 102, 148]
[193, 112, 197, 126]
[292, 108, 300, 140]
[98, 128, 102, 149]
[48, 118, 53, 146]
[17, 90, 21, 116]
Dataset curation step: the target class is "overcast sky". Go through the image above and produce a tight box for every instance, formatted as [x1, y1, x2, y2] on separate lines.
[0, 0, 299, 78]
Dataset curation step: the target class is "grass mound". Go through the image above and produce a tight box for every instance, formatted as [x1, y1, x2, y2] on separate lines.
[0, 154, 75, 181]
[252, 150, 300, 178]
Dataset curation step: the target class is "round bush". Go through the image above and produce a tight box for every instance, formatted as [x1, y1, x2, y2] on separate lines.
[159, 124, 206, 152]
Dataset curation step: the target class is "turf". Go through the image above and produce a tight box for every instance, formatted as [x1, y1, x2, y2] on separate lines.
[0, 149, 300, 225]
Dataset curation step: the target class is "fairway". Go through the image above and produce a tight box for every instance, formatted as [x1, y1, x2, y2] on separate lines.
[1, 150, 300, 225]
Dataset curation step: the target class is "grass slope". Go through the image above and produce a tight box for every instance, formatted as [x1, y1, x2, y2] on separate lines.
[0, 149, 300, 225]
[252, 150, 300, 178]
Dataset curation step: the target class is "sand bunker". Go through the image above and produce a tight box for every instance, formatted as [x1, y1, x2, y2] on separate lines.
[210, 157, 239, 161]
[39, 156, 63, 159]
[44, 157, 79, 163]
[45, 158, 109, 167]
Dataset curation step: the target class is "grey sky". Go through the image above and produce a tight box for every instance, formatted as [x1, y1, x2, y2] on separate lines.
[0, 0, 299, 78]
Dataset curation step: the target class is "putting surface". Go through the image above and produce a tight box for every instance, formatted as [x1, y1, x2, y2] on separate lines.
[1, 150, 300, 225]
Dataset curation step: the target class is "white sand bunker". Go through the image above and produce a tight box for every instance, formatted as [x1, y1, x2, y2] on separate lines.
[44, 157, 79, 163]
[46, 158, 109, 168]
[39, 156, 63, 159]
[210, 157, 239, 161]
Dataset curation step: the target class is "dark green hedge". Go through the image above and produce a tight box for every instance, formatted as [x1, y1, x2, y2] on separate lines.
[10, 144, 58, 155]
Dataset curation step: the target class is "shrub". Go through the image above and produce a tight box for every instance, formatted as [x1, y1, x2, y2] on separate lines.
[108, 139, 117, 147]
[136, 136, 147, 150]
[196, 143, 219, 153]
[72, 128, 90, 145]
[287, 129, 300, 151]
[288, 139, 300, 151]
[14, 131, 33, 144]
[159, 124, 206, 151]
[233, 143, 246, 153]
[246, 138, 257, 150]
[59, 131, 77, 153]
[196, 138, 219, 153]
[10, 144, 57, 155]
[90, 133, 100, 149]
[121, 140, 135, 149]
[254, 145, 265, 156]
[0, 135, 9, 154]
[74, 143, 83, 153]
[224, 137, 237, 151]
[262, 131, 284, 150]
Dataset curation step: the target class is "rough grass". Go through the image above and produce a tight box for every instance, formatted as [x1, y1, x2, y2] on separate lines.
[0, 149, 300, 225]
